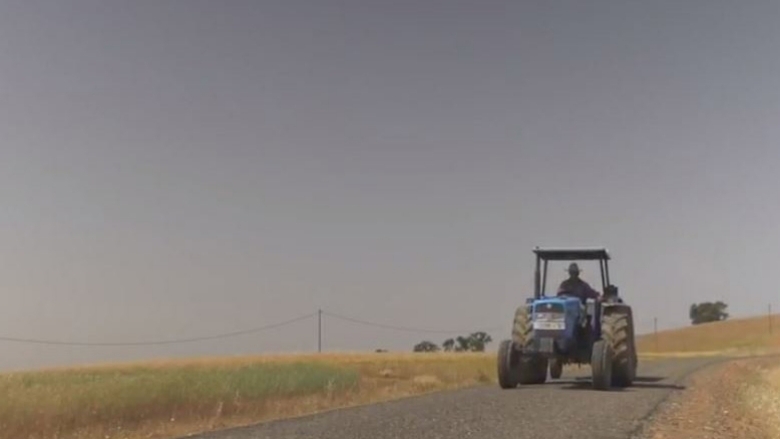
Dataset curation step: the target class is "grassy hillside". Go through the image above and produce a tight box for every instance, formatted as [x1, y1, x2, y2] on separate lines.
[637, 314, 780, 355]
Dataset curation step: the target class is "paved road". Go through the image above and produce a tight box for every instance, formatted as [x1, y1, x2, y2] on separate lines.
[192, 357, 723, 439]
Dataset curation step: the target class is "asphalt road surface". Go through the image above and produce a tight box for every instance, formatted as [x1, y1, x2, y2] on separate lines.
[191, 357, 724, 439]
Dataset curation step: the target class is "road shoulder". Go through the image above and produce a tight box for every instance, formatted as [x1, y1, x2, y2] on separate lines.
[638, 355, 780, 439]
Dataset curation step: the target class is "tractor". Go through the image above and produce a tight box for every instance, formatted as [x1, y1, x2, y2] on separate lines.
[497, 247, 637, 391]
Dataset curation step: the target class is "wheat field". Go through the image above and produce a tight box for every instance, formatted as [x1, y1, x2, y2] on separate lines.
[0, 352, 495, 439]
[5, 314, 780, 439]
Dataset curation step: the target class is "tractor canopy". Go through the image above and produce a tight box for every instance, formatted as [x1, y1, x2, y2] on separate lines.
[532, 247, 612, 299]
[533, 247, 610, 261]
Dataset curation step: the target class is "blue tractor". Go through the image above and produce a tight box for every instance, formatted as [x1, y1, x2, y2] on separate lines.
[497, 247, 637, 391]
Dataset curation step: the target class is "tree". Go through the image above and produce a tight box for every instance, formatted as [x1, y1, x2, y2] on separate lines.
[467, 331, 493, 352]
[450, 332, 494, 352]
[413, 340, 440, 352]
[455, 336, 470, 352]
[442, 338, 455, 352]
[689, 301, 729, 325]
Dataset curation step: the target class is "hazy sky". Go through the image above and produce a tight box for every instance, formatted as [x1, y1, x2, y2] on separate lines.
[1, 0, 779, 370]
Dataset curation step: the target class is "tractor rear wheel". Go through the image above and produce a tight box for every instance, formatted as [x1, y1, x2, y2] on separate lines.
[549, 358, 563, 379]
[591, 340, 613, 391]
[512, 306, 548, 385]
[601, 311, 636, 387]
[497, 339, 518, 389]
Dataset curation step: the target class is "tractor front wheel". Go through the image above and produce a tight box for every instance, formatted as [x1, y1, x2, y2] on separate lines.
[549, 358, 563, 379]
[497, 339, 518, 389]
[511, 305, 549, 385]
[591, 340, 613, 391]
[531, 357, 549, 384]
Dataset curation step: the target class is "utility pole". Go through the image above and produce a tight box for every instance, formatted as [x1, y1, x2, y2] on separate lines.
[654, 317, 658, 352]
[318, 309, 323, 353]
[769, 304, 773, 335]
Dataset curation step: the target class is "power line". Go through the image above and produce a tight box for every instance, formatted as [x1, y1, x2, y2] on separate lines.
[0, 312, 317, 347]
[322, 310, 502, 334]
[0, 309, 503, 348]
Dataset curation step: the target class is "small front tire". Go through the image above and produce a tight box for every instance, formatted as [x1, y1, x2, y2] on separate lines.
[591, 340, 613, 391]
[549, 358, 563, 379]
[497, 339, 518, 389]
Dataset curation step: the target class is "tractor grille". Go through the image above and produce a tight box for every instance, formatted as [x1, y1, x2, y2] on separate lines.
[534, 302, 565, 315]
[533, 302, 566, 332]
[535, 312, 564, 322]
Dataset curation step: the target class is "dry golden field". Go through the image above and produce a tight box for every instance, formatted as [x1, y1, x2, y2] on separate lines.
[0, 352, 494, 439]
[636, 314, 780, 356]
[5, 314, 780, 439]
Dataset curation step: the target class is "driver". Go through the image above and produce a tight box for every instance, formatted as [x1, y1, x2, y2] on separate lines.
[557, 263, 600, 301]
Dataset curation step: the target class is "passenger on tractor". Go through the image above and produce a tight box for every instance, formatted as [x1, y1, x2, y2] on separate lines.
[557, 263, 600, 302]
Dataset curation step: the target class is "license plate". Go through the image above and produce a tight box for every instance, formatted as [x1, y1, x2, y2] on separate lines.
[533, 321, 565, 330]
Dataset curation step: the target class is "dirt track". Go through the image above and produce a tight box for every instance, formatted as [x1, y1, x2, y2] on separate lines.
[189, 357, 723, 439]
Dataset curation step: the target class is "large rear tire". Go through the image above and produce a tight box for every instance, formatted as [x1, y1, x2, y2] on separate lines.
[512, 306, 548, 385]
[497, 339, 518, 389]
[601, 311, 636, 387]
[591, 340, 613, 391]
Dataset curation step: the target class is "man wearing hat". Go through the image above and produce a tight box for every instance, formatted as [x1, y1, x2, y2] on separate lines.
[557, 262, 601, 301]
